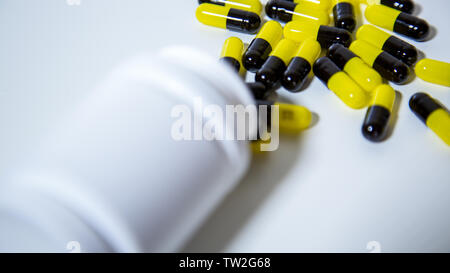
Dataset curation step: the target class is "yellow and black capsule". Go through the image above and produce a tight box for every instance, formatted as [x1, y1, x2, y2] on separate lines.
[196, 3, 261, 34]
[409, 93, 450, 146]
[284, 0, 332, 10]
[359, 0, 414, 14]
[365, 4, 429, 41]
[349, 40, 410, 84]
[198, 0, 262, 14]
[284, 21, 352, 49]
[265, 0, 330, 24]
[242, 20, 283, 72]
[282, 39, 322, 92]
[356, 24, 418, 66]
[415, 58, 450, 87]
[362, 84, 396, 141]
[332, 0, 356, 32]
[328, 43, 382, 93]
[219, 37, 244, 73]
[256, 39, 298, 88]
[313, 57, 368, 109]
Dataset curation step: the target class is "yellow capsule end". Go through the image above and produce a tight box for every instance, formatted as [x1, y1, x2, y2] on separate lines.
[293, 5, 330, 25]
[349, 40, 383, 67]
[426, 109, 450, 146]
[283, 21, 320, 44]
[271, 39, 299, 66]
[364, 4, 400, 31]
[345, 57, 383, 93]
[415, 58, 450, 87]
[328, 72, 369, 109]
[196, 3, 229, 29]
[220, 37, 244, 59]
[295, 38, 322, 65]
[371, 84, 396, 110]
[256, 20, 283, 47]
[275, 103, 312, 133]
[356, 24, 390, 49]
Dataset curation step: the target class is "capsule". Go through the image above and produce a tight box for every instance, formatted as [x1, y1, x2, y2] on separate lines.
[332, 0, 356, 32]
[196, 3, 261, 34]
[365, 4, 429, 41]
[328, 44, 382, 93]
[409, 93, 450, 146]
[358, 0, 414, 14]
[356, 24, 418, 66]
[349, 40, 410, 84]
[282, 39, 322, 91]
[242, 20, 283, 72]
[362, 84, 396, 141]
[276, 103, 313, 133]
[284, 21, 352, 49]
[415, 59, 450, 87]
[198, 0, 262, 14]
[219, 37, 244, 73]
[284, 0, 332, 10]
[313, 57, 368, 109]
[256, 39, 299, 88]
[265, 0, 330, 24]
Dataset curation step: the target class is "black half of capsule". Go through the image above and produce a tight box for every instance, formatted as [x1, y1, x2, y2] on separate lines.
[313, 57, 340, 85]
[246, 82, 273, 100]
[255, 56, 287, 88]
[327, 43, 356, 69]
[373, 52, 410, 84]
[265, 0, 296, 22]
[393, 12, 429, 41]
[381, 0, 414, 14]
[382, 35, 418, 66]
[362, 105, 391, 142]
[220, 56, 241, 72]
[409, 92, 442, 124]
[333, 2, 356, 32]
[255, 99, 273, 139]
[243, 38, 272, 72]
[317, 26, 353, 48]
[281, 57, 312, 92]
[226, 9, 261, 34]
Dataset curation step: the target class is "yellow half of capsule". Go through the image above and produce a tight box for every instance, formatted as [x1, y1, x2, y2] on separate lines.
[275, 103, 312, 133]
[270, 39, 299, 66]
[219, 0, 262, 14]
[365, 4, 401, 31]
[293, 5, 330, 25]
[196, 3, 230, 29]
[256, 20, 283, 47]
[356, 24, 390, 48]
[220, 37, 244, 60]
[327, 71, 369, 109]
[344, 57, 383, 93]
[358, 0, 381, 4]
[349, 40, 383, 67]
[284, 21, 320, 44]
[294, 0, 332, 10]
[370, 84, 395, 110]
[294, 38, 322, 65]
[426, 109, 450, 146]
[415, 59, 450, 87]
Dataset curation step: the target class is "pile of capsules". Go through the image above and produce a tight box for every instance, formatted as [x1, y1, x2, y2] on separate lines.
[196, 0, 450, 145]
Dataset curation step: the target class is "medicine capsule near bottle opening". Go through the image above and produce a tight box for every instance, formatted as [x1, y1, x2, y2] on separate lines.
[284, 0, 332, 10]
[284, 21, 352, 48]
[256, 39, 299, 88]
[313, 57, 368, 109]
[265, 0, 330, 25]
[358, 0, 414, 14]
[328, 43, 382, 93]
[219, 37, 244, 73]
[415, 59, 450, 87]
[282, 38, 321, 92]
[365, 4, 429, 41]
[197, 0, 263, 14]
[349, 40, 410, 84]
[242, 20, 283, 72]
[409, 93, 450, 146]
[196, 3, 261, 34]
[356, 24, 418, 66]
[362, 84, 396, 142]
[332, 0, 357, 32]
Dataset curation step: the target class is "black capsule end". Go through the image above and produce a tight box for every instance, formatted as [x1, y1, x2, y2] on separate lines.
[246, 82, 272, 100]
[244, 12, 261, 33]
[226, 9, 261, 34]
[362, 106, 391, 142]
[242, 39, 272, 72]
[373, 52, 410, 84]
[333, 2, 356, 32]
[327, 43, 356, 69]
[394, 13, 430, 42]
[313, 57, 340, 85]
[265, 0, 295, 22]
[390, 60, 410, 84]
[409, 92, 442, 124]
[255, 56, 286, 88]
[281, 57, 311, 92]
[318, 26, 353, 48]
[335, 18, 356, 33]
[381, 0, 414, 14]
[362, 123, 386, 142]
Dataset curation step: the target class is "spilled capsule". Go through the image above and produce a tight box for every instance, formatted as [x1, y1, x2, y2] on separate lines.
[328, 43, 382, 93]
[415, 59, 450, 87]
[349, 40, 410, 84]
[265, 0, 330, 24]
[332, 0, 357, 32]
[284, 21, 352, 48]
[196, 3, 261, 34]
[358, 0, 414, 14]
[198, 0, 262, 14]
[313, 57, 368, 109]
[356, 24, 418, 66]
[365, 4, 429, 41]
[220, 37, 244, 73]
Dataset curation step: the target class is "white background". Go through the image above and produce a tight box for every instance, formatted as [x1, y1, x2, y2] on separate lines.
[0, 0, 449, 252]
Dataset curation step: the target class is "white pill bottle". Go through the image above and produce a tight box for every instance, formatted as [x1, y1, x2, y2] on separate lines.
[0, 47, 256, 252]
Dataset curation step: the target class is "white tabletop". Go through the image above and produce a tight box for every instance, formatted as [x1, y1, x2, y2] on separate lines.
[0, 0, 449, 252]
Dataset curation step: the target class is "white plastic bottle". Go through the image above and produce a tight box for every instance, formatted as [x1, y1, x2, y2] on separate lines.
[0, 47, 255, 252]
